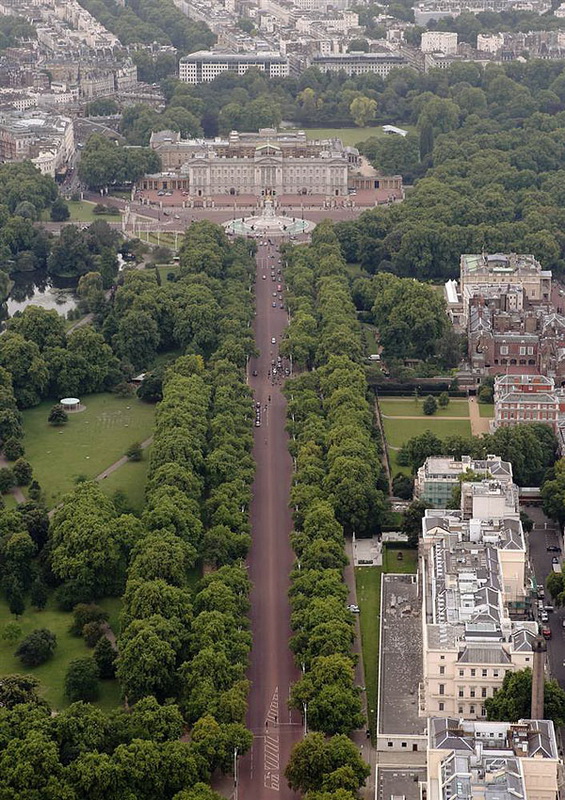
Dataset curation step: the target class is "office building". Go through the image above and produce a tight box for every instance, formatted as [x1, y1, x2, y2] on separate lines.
[179, 51, 289, 83]
[414, 454, 513, 507]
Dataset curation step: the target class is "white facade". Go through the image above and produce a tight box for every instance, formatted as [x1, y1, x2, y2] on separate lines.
[179, 51, 289, 83]
[421, 31, 458, 53]
[311, 51, 406, 76]
[477, 32, 505, 52]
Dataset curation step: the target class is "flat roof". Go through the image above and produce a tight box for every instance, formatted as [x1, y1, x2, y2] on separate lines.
[378, 574, 425, 737]
[376, 768, 427, 800]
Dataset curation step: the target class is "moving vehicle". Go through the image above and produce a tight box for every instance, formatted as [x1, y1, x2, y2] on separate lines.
[272, 301, 276, 307]
[347, 604, 360, 613]
[542, 627, 552, 639]
[262, 275, 266, 280]
[552, 556, 559, 564]
[252, 369, 258, 376]
[271, 337, 276, 344]
[540, 610, 549, 622]
[547, 545, 561, 552]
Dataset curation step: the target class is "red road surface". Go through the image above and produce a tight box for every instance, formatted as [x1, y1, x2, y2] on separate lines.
[238, 241, 301, 799]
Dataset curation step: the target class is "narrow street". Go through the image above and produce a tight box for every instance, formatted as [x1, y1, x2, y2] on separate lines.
[238, 240, 301, 799]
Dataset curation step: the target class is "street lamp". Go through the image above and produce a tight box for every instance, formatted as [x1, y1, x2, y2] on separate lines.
[233, 747, 238, 800]
[302, 701, 308, 737]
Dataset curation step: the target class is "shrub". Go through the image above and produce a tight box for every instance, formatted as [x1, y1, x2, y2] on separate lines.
[13, 458, 32, 486]
[70, 603, 109, 636]
[3, 438, 24, 461]
[30, 578, 48, 610]
[83, 621, 105, 648]
[0, 467, 15, 493]
[125, 442, 142, 462]
[423, 395, 437, 416]
[48, 404, 68, 426]
[15, 628, 57, 666]
[93, 635, 116, 679]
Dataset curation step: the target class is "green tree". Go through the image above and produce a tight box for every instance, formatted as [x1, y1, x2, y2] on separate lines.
[126, 442, 143, 462]
[30, 578, 48, 610]
[486, 668, 565, 726]
[349, 96, 377, 127]
[0, 674, 47, 709]
[402, 500, 429, 548]
[15, 628, 57, 666]
[423, 395, 437, 415]
[0, 466, 15, 492]
[285, 733, 370, 794]
[12, 457, 32, 485]
[1, 621, 21, 644]
[50, 196, 70, 222]
[93, 635, 116, 679]
[438, 391, 449, 408]
[65, 657, 100, 702]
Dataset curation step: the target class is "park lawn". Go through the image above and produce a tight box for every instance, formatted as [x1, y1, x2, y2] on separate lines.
[156, 264, 179, 283]
[387, 447, 411, 477]
[22, 393, 156, 508]
[382, 416, 471, 449]
[302, 126, 414, 146]
[361, 323, 379, 355]
[98, 597, 123, 638]
[41, 201, 106, 224]
[0, 595, 121, 711]
[379, 398, 470, 419]
[478, 402, 494, 418]
[99, 448, 151, 515]
[355, 546, 417, 739]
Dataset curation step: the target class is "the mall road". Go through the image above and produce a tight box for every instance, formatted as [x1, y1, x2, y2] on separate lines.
[237, 240, 302, 800]
[525, 505, 565, 688]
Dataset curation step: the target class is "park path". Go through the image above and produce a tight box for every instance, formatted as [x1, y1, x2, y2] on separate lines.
[380, 414, 470, 420]
[468, 396, 491, 436]
[46, 435, 153, 518]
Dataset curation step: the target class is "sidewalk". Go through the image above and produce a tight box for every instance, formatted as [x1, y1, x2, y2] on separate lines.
[468, 396, 491, 436]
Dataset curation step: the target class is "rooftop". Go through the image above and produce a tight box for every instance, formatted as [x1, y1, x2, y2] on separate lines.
[419, 455, 512, 482]
[461, 253, 547, 277]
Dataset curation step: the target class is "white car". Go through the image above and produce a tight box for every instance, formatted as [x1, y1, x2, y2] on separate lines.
[271, 337, 276, 344]
[540, 610, 549, 622]
[262, 275, 266, 280]
[348, 604, 360, 614]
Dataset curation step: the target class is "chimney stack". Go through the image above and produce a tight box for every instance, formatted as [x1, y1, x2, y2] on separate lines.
[531, 636, 547, 719]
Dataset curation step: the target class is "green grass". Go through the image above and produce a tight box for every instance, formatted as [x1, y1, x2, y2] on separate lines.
[379, 398, 470, 419]
[0, 595, 121, 711]
[388, 448, 411, 477]
[22, 393, 156, 508]
[382, 417, 471, 449]
[99, 448, 151, 515]
[355, 546, 417, 739]
[361, 323, 379, 355]
[98, 597, 123, 638]
[42, 201, 109, 223]
[302, 125, 414, 147]
[155, 265, 179, 283]
[478, 402, 494, 418]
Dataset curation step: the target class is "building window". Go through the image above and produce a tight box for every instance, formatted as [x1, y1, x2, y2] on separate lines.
[470, 669, 476, 677]
[493, 671, 499, 678]
[439, 684, 445, 695]
[401, 742, 407, 748]
[481, 706, 487, 716]
[458, 706, 464, 714]
[470, 705, 475, 715]
[482, 670, 488, 677]
[387, 742, 393, 747]
[459, 669, 464, 677]
[500, 346, 508, 355]
[470, 689, 476, 698]
[481, 688, 487, 697]
[439, 666, 445, 675]
[439, 702, 445, 711]
[458, 688, 464, 698]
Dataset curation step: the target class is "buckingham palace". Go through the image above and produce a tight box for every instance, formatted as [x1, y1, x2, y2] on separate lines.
[141, 128, 401, 200]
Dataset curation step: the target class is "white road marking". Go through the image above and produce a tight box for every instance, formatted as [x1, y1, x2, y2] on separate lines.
[264, 688, 280, 791]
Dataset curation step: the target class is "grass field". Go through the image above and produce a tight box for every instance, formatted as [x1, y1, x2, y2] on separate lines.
[41, 201, 114, 224]
[379, 398, 470, 419]
[355, 545, 417, 738]
[0, 595, 121, 711]
[478, 402, 494, 418]
[302, 126, 414, 146]
[382, 417, 472, 449]
[99, 448, 150, 515]
[22, 394, 156, 508]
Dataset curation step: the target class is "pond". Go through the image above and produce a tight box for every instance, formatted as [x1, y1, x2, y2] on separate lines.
[6, 271, 78, 318]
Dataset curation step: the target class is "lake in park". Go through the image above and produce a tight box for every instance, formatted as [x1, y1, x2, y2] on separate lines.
[6, 270, 78, 318]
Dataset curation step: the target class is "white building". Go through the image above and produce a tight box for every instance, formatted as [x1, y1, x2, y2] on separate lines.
[311, 51, 407, 76]
[419, 494, 538, 721]
[477, 32, 505, 52]
[179, 50, 289, 83]
[414, 454, 513, 507]
[427, 718, 560, 800]
[421, 31, 458, 54]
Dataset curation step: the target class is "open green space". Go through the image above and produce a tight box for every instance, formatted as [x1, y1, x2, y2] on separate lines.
[388, 447, 411, 477]
[0, 595, 121, 711]
[379, 397, 470, 419]
[155, 264, 179, 283]
[42, 200, 109, 224]
[478, 402, 494, 418]
[355, 545, 417, 739]
[99, 447, 151, 515]
[302, 126, 414, 146]
[22, 393, 156, 508]
[382, 416, 471, 449]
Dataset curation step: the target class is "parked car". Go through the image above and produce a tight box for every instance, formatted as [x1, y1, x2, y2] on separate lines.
[540, 610, 549, 622]
[547, 545, 562, 552]
[347, 604, 360, 613]
[552, 556, 560, 564]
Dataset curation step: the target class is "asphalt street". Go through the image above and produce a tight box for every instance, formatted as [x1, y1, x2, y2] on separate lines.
[525, 505, 565, 689]
[238, 241, 301, 800]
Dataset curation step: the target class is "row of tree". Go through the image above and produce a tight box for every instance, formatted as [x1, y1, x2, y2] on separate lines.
[282, 224, 379, 796]
[78, 135, 161, 191]
[0, 678, 227, 800]
[113, 222, 257, 787]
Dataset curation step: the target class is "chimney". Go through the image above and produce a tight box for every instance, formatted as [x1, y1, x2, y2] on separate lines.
[531, 636, 547, 719]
